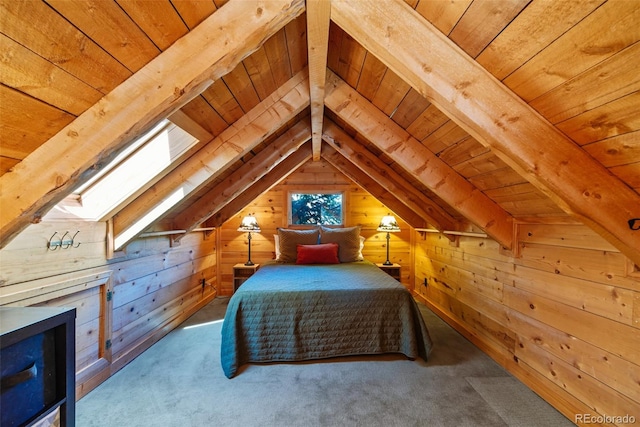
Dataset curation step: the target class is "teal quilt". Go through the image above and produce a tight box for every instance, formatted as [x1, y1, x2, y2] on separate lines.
[220, 261, 433, 378]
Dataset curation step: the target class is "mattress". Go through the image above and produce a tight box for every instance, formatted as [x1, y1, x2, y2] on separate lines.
[220, 261, 433, 378]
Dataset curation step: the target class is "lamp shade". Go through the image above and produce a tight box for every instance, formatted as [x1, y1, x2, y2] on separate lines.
[238, 215, 261, 233]
[377, 215, 400, 232]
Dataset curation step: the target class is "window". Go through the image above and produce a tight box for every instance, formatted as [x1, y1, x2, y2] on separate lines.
[289, 192, 343, 225]
[50, 120, 198, 222]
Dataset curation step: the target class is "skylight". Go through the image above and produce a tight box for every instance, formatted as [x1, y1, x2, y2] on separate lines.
[53, 120, 199, 222]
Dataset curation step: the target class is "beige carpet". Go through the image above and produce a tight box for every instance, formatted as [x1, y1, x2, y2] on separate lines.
[76, 298, 574, 427]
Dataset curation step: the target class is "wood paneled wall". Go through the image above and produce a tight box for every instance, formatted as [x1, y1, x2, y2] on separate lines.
[217, 159, 414, 295]
[414, 223, 640, 424]
[0, 220, 216, 398]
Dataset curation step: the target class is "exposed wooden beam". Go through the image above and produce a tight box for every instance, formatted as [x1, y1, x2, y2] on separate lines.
[168, 109, 213, 143]
[324, 69, 514, 249]
[321, 146, 427, 229]
[306, 0, 331, 161]
[208, 143, 313, 228]
[331, 0, 640, 265]
[0, 0, 305, 249]
[113, 70, 310, 245]
[322, 119, 458, 232]
[172, 120, 311, 237]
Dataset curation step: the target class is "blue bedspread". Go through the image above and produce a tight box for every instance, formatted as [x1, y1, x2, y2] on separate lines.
[220, 261, 433, 378]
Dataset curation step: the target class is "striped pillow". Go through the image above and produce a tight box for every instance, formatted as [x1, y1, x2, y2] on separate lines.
[319, 225, 362, 263]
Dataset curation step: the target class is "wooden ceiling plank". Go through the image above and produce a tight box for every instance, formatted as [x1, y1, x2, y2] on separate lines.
[453, 151, 510, 179]
[610, 163, 640, 192]
[0, 85, 75, 161]
[371, 70, 412, 117]
[46, 0, 161, 72]
[331, 0, 640, 265]
[414, 0, 472, 35]
[322, 119, 458, 232]
[243, 45, 278, 100]
[555, 91, 640, 146]
[178, 96, 229, 137]
[285, 14, 308, 75]
[582, 132, 640, 169]
[172, 120, 311, 235]
[326, 21, 344, 73]
[405, 104, 449, 142]
[113, 70, 310, 239]
[321, 146, 427, 229]
[171, 0, 219, 30]
[468, 167, 531, 192]
[448, 0, 530, 58]
[115, 0, 189, 51]
[503, 0, 640, 102]
[476, 0, 605, 81]
[336, 31, 367, 88]
[1, 0, 131, 93]
[437, 137, 490, 168]
[324, 69, 514, 249]
[264, 29, 294, 87]
[222, 63, 261, 113]
[208, 143, 313, 228]
[306, 0, 331, 161]
[420, 120, 470, 155]
[531, 43, 640, 124]
[391, 88, 431, 129]
[355, 52, 388, 102]
[0, 0, 305, 249]
[0, 35, 103, 116]
[201, 79, 244, 125]
[168, 109, 214, 143]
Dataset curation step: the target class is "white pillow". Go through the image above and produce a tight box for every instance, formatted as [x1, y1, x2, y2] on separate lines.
[274, 234, 280, 259]
[358, 235, 365, 261]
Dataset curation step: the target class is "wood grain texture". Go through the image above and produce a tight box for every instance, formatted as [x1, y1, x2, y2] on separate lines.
[112, 70, 310, 242]
[331, 0, 640, 266]
[172, 121, 311, 233]
[306, 0, 331, 160]
[325, 69, 515, 249]
[322, 119, 458, 231]
[0, 0, 306, 249]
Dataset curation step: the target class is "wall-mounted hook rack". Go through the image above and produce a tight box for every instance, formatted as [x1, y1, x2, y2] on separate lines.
[48, 231, 80, 251]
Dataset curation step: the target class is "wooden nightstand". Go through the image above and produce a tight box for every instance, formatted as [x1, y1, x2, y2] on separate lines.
[233, 263, 260, 292]
[376, 263, 401, 281]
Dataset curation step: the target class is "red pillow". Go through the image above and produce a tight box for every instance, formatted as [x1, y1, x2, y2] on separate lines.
[296, 243, 340, 264]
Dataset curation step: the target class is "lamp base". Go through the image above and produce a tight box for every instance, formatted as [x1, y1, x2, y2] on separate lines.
[382, 260, 393, 266]
[244, 261, 255, 266]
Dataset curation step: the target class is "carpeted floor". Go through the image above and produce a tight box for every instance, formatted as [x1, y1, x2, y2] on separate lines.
[76, 298, 574, 427]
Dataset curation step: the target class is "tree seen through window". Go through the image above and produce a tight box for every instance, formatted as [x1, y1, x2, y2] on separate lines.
[290, 193, 343, 225]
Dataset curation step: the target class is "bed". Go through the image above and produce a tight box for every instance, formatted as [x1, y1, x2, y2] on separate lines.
[220, 260, 433, 378]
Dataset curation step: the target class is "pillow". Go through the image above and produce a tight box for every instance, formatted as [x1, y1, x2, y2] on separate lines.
[319, 225, 361, 263]
[296, 243, 339, 264]
[276, 228, 320, 263]
[273, 234, 280, 259]
[358, 235, 365, 261]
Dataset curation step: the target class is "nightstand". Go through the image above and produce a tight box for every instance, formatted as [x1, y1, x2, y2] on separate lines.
[233, 263, 260, 292]
[376, 263, 401, 281]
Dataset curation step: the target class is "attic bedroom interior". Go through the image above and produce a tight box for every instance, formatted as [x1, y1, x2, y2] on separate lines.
[1, 0, 638, 425]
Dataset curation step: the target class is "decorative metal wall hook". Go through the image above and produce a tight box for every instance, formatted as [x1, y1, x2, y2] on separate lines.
[48, 231, 62, 251]
[60, 231, 72, 249]
[47, 230, 80, 250]
[71, 230, 81, 248]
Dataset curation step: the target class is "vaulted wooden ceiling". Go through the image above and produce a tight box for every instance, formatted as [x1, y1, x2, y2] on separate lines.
[1, 0, 638, 264]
